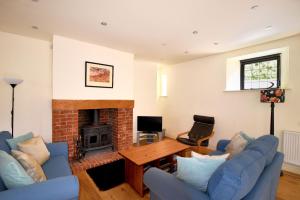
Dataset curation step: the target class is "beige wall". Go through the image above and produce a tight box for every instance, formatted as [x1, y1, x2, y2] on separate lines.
[0, 32, 160, 144]
[52, 35, 134, 100]
[133, 60, 162, 142]
[0, 31, 52, 141]
[161, 34, 300, 172]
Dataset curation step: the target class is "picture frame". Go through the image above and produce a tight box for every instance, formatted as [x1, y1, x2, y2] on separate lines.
[85, 61, 114, 88]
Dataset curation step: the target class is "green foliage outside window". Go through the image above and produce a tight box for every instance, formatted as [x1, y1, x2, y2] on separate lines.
[241, 54, 280, 90]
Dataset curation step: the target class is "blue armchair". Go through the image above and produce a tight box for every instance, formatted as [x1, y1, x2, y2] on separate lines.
[0, 131, 79, 200]
[144, 135, 283, 200]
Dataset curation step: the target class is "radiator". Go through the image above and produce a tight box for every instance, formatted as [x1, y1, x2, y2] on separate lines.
[283, 130, 300, 166]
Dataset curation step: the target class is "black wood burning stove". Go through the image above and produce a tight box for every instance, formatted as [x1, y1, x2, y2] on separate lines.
[81, 109, 113, 152]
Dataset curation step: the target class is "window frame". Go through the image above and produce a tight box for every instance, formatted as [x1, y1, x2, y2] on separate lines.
[240, 53, 281, 90]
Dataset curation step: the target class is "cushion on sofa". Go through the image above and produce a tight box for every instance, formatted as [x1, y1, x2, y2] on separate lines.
[192, 151, 229, 160]
[6, 132, 33, 150]
[0, 131, 12, 153]
[207, 149, 266, 200]
[0, 150, 34, 189]
[225, 132, 252, 158]
[0, 132, 11, 192]
[245, 135, 278, 165]
[42, 156, 72, 179]
[11, 150, 47, 182]
[18, 136, 50, 165]
[176, 156, 226, 191]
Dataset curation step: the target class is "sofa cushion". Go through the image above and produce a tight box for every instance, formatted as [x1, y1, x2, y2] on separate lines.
[207, 149, 266, 200]
[192, 151, 229, 160]
[245, 135, 278, 165]
[11, 150, 47, 182]
[0, 131, 12, 153]
[176, 156, 226, 192]
[225, 132, 251, 158]
[18, 136, 50, 165]
[6, 132, 33, 150]
[0, 150, 34, 189]
[0, 131, 11, 192]
[42, 156, 72, 179]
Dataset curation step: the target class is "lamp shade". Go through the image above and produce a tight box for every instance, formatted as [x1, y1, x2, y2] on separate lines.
[260, 89, 285, 103]
[4, 78, 23, 85]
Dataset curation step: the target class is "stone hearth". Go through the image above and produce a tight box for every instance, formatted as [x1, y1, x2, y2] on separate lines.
[52, 100, 134, 171]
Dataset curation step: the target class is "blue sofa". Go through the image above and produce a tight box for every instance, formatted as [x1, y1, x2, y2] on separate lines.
[144, 135, 284, 200]
[0, 131, 79, 200]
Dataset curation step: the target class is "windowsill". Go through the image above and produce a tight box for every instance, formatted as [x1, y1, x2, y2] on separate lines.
[224, 88, 291, 92]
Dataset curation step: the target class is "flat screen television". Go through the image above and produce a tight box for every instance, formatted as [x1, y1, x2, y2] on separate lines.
[137, 116, 162, 132]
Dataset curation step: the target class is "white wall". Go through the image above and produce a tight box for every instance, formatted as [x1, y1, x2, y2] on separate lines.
[161, 34, 300, 173]
[52, 35, 134, 100]
[0, 33, 158, 144]
[0, 31, 52, 141]
[133, 60, 162, 142]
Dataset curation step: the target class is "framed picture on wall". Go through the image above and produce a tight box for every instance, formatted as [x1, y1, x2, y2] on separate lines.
[85, 61, 114, 88]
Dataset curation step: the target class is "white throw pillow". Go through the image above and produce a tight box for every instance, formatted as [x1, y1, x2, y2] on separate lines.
[191, 151, 230, 160]
[17, 136, 50, 165]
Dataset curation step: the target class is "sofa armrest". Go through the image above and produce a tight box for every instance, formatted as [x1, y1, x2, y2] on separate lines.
[144, 168, 209, 200]
[46, 142, 68, 160]
[0, 175, 79, 200]
[216, 140, 230, 152]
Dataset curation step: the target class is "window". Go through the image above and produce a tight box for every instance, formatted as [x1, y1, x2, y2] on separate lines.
[240, 54, 281, 90]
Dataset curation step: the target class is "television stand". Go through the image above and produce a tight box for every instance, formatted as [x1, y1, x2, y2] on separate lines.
[136, 130, 165, 145]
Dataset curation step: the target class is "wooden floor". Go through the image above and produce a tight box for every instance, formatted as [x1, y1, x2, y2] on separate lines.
[77, 170, 300, 200]
[77, 171, 149, 200]
[276, 171, 300, 200]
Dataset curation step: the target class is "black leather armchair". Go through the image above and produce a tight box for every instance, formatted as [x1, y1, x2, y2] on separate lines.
[176, 115, 215, 147]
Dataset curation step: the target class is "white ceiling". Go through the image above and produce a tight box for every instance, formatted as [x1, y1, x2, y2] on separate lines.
[0, 0, 300, 64]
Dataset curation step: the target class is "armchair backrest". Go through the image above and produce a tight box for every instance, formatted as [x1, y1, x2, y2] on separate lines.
[188, 115, 214, 141]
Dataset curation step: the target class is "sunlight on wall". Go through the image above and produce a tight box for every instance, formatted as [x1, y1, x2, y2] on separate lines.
[161, 74, 168, 97]
[157, 65, 168, 97]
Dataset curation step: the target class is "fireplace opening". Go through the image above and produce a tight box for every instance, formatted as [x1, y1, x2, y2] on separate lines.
[79, 109, 114, 154]
[90, 136, 97, 143]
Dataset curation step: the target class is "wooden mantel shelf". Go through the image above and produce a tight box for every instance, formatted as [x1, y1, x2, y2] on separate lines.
[52, 99, 134, 110]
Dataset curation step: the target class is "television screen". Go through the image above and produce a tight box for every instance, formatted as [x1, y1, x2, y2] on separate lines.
[137, 116, 162, 132]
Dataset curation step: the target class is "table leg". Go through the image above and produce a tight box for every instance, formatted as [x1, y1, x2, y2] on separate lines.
[124, 158, 144, 196]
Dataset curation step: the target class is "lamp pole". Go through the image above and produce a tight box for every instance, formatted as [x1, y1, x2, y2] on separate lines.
[10, 84, 17, 138]
[270, 102, 275, 136]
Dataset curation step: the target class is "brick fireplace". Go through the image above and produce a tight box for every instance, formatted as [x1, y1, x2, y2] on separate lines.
[52, 100, 134, 172]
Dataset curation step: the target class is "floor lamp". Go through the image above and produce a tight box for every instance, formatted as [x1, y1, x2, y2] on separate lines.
[260, 89, 285, 135]
[4, 78, 23, 138]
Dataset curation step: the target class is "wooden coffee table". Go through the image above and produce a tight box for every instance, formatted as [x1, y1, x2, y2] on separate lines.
[119, 138, 190, 196]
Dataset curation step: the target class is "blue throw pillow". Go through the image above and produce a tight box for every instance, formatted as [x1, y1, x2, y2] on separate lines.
[176, 156, 226, 192]
[6, 132, 33, 150]
[0, 150, 34, 189]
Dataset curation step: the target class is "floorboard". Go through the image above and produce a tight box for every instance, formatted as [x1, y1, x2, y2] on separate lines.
[77, 170, 300, 200]
[77, 171, 149, 200]
[276, 171, 300, 200]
